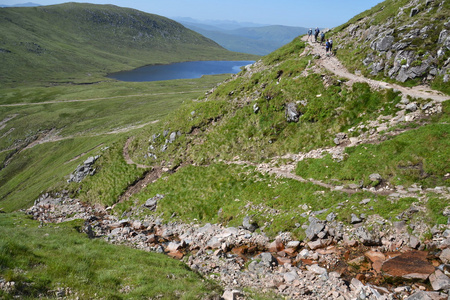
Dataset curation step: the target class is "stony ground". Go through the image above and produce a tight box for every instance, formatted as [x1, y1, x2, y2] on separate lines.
[23, 191, 450, 300]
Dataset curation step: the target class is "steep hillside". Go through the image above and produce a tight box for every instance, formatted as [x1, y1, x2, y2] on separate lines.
[330, 0, 450, 94]
[0, 3, 253, 85]
[2, 0, 450, 298]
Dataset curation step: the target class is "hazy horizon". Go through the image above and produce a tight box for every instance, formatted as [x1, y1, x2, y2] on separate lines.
[0, 0, 385, 28]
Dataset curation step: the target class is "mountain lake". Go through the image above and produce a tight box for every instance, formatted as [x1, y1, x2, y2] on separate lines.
[108, 60, 255, 82]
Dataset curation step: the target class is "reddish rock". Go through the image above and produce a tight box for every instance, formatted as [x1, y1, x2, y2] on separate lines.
[381, 251, 435, 280]
[365, 250, 386, 274]
[277, 256, 292, 265]
[268, 239, 284, 253]
[167, 250, 184, 260]
[284, 248, 297, 257]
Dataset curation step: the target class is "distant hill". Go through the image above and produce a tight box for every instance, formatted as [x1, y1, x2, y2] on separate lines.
[180, 20, 308, 55]
[0, 2, 40, 7]
[0, 3, 253, 85]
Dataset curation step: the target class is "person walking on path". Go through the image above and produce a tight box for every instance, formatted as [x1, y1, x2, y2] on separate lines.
[329, 38, 333, 55]
[320, 31, 325, 45]
[308, 28, 312, 41]
[314, 27, 319, 42]
[325, 39, 331, 56]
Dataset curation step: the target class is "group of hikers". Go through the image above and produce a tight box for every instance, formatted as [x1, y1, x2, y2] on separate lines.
[307, 27, 334, 56]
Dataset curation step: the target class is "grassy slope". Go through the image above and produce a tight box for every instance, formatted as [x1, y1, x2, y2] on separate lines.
[109, 30, 448, 235]
[0, 76, 230, 212]
[0, 3, 256, 86]
[0, 213, 221, 299]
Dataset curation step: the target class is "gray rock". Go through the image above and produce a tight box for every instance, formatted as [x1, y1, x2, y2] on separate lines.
[285, 102, 301, 123]
[439, 248, 450, 263]
[369, 173, 382, 182]
[354, 226, 381, 246]
[286, 241, 301, 249]
[144, 194, 164, 211]
[253, 103, 259, 114]
[334, 132, 347, 145]
[373, 36, 395, 52]
[409, 235, 420, 249]
[360, 199, 371, 205]
[405, 291, 433, 300]
[169, 132, 177, 143]
[326, 212, 337, 222]
[243, 216, 258, 232]
[439, 30, 448, 44]
[429, 270, 450, 291]
[206, 237, 221, 249]
[305, 218, 325, 240]
[306, 264, 327, 275]
[351, 214, 362, 224]
[283, 271, 299, 283]
[410, 7, 420, 17]
[67, 155, 100, 183]
[259, 252, 278, 268]
[222, 290, 242, 300]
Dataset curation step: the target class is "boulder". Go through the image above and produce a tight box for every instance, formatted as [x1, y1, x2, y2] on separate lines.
[305, 218, 325, 240]
[259, 252, 278, 268]
[439, 248, 450, 263]
[222, 290, 242, 300]
[405, 291, 433, 300]
[243, 215, 258, 232]
[410, 7, 420, 17]
[369, 173, 382, 182]
[285, 102, 301, 123]
[381, 251, 435, 280]
[429, 270, 450, 291]
[376, 36, 395, 52]
[354, 226, 381, 246]
[306, 264, 327, 275]
[143, 194, 164, 211]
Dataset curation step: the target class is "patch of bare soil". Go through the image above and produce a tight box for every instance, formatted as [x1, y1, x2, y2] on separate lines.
[117, 167, 162, 204]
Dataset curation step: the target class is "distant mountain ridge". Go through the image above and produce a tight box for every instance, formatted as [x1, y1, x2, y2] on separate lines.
[0, 2, 40, 7]
[178, 18, 308, 55]
[0, 3, 253, 85]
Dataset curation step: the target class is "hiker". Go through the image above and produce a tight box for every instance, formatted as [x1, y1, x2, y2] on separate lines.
[320, 31, 325, 45]
[308, 28, 312, 40]
[314, 27, 319, 42]
[325, 39, 331, 55]
[329, 38, 333, 55]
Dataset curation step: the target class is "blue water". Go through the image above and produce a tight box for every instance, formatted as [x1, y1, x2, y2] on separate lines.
[108, 60, 255, 82]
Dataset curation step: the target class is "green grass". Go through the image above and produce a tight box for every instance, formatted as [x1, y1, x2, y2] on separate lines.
[0, 3, 257, 86]
[296, 103, 450, 188]
[0, 76, 230, 212]
[0, 212, 221, 299]
[124, 162, 377, 238]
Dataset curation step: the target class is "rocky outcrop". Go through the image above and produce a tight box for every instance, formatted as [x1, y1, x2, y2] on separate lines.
[67, 156, 100, 183]
[338, 0, 450, 84]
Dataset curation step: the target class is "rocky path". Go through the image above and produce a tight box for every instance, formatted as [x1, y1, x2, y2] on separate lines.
[301, 36, 450, 103]
[25, 193, 450, 300]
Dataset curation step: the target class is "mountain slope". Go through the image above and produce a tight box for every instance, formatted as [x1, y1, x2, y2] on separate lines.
[0, 3, 252, 85]
[330, 0, 450, 94]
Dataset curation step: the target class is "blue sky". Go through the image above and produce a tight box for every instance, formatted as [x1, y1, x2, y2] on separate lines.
[1, 0, 385, 28]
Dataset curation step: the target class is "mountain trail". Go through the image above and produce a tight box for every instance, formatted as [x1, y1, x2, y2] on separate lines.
[301, 36, 450, 103]
[0, 91, 205, 107]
